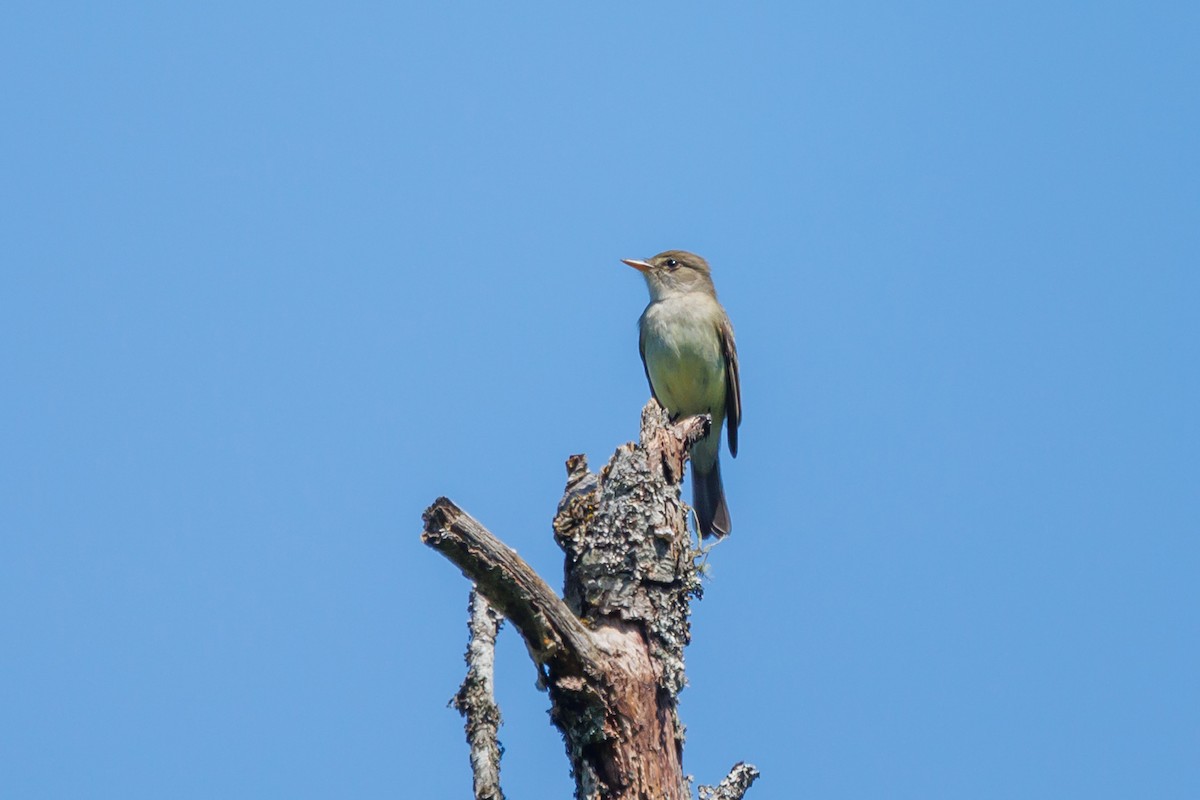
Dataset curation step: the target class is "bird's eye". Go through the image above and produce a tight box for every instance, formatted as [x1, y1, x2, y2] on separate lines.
[664, 258, 678, 270]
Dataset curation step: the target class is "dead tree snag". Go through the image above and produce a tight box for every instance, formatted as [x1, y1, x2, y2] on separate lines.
[421, 401, 759, 800]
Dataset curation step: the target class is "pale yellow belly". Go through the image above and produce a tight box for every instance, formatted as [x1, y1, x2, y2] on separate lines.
[641, 299, 727, 419]
[646, 344, 726, 417]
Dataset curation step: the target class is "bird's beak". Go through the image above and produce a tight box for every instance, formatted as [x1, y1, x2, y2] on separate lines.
[622, 258, 651, 273]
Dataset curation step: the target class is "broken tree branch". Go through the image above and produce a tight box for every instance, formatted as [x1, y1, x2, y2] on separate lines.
[451, 589, 506, 800]
[422, 498, 604, 676]
[698, 762, 761, 800]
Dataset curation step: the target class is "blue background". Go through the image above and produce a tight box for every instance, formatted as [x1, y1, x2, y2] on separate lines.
[3, 3, 1197, 797]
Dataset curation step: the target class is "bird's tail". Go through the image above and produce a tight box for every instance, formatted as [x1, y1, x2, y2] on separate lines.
[692, 456, 731, 538]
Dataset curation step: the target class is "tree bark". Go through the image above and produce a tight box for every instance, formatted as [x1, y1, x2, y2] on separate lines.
[451, 589, 505, 800]
[421, 401, 757, 799]
[698, 763, 761, 800]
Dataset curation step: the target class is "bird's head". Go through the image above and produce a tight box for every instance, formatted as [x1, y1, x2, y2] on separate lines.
[622, 250, 716, 302]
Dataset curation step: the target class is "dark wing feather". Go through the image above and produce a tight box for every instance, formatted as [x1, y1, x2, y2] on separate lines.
[718, 313, 740, 457]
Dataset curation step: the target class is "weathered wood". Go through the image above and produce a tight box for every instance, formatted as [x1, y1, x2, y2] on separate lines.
[698, 762, 761, 800]
[422, 498, 603, 676]
[451, 589, 505, 800]
[422, 400, 758, 799]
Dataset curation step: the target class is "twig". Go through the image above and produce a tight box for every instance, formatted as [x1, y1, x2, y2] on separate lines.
[698, 762, 761, 800]
[451, 589, 506, 800]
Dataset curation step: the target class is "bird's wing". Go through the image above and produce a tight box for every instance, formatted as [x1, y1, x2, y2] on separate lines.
[718, 314, 740, 457]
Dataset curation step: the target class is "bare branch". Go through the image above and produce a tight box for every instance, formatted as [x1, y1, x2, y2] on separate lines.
[698, 762, 761, 800]
[451, 589, 506, 800]
[421, 498, 603, 675]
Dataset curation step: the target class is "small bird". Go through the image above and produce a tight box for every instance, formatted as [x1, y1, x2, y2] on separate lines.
[622, 250, 740, 537]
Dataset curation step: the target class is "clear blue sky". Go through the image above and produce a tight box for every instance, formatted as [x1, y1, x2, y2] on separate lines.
[2, 3, 1197, 798]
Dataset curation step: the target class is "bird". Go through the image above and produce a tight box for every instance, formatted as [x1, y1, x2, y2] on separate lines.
[622, 250, 740, 537]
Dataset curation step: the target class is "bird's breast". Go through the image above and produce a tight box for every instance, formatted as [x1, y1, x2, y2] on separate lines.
[640, 296, 727, 419]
